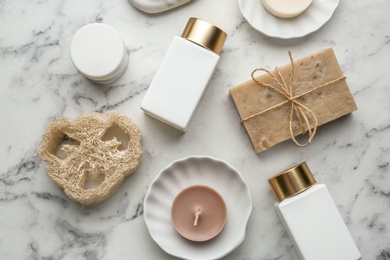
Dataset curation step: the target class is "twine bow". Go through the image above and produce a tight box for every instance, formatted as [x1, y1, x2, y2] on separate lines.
[241, 51, 345, 147]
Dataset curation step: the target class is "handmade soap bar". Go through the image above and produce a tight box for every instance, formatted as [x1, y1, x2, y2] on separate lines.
[128, 0, 191, 13]
[229, 48, 357, 153]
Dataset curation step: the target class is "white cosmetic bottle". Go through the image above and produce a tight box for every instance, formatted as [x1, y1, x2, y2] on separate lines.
[268, 162, 361, 260]
[140, 17, 227, 132]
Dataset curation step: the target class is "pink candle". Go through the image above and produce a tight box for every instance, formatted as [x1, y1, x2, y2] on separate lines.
[171, 185, 227, 242]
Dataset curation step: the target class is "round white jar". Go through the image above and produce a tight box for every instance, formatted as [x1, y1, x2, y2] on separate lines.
[70, 23, 129, 84]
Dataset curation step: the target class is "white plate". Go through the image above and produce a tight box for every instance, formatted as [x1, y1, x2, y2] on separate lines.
[144, 156, 252, 260]
[238, 0, 340, 39]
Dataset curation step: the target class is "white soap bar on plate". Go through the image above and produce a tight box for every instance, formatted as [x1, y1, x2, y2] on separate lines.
[261, 0, 312, 18]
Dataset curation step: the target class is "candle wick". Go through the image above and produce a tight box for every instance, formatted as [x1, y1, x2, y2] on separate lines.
[194, 209, 201, 226]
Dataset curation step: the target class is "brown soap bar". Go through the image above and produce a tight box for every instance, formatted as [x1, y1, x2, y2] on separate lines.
[229, 47, 357, 153]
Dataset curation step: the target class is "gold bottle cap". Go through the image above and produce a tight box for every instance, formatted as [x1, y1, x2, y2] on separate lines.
[181, 17, 227, 55]
[268, 162, 316, 202]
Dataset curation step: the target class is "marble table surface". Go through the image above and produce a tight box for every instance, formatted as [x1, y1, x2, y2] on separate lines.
[1, 0, 390, 259]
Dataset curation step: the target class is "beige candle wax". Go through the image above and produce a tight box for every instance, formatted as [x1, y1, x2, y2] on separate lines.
[171, 185, 227, 242]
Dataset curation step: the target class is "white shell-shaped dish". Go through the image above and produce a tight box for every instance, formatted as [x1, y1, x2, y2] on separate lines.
[144, 156, 252, 260]
[128, 0, 191, 13]
[238, 0, 340, 39]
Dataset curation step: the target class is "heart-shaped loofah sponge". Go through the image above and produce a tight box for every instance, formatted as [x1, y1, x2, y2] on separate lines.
[38, 110, 142, 205]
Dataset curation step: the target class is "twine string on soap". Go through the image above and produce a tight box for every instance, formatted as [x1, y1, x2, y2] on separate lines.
[241, 51, 346, 147]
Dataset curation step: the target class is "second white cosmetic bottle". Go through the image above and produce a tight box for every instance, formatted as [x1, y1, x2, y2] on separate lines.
[268, 162, 361, 260]
[140, 17, 227, 132]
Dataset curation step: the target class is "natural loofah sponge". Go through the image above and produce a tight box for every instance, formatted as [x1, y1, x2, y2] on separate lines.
[38, 110, 142, 205]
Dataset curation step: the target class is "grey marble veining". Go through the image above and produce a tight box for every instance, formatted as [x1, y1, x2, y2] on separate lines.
[1, 0, 390, 259]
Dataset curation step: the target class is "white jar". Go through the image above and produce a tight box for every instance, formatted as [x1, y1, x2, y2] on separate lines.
[268, 162, 361, 260]
[140, 17, 227, 132]
[70, 23, 129, 84]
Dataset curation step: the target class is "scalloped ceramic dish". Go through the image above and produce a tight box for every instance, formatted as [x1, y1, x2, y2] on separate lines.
[144, 156, 252, 260]
[238, 0, 340, 39]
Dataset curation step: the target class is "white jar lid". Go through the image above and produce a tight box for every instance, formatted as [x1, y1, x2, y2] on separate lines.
[70, 23, 129, 84]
